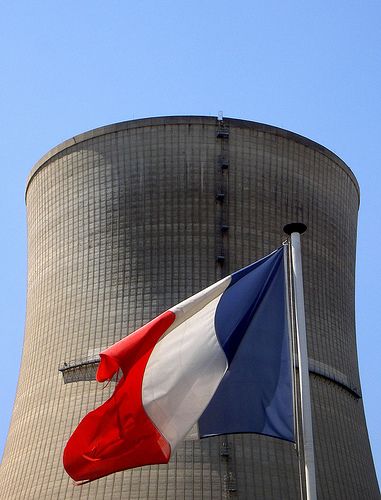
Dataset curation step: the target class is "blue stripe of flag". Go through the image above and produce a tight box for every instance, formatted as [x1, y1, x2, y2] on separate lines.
[198, 247, 294, 442]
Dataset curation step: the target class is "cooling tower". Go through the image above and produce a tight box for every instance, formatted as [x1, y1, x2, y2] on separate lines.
[0, 116, 378, 499]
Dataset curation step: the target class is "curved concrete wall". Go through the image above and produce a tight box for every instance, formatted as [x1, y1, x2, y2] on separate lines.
[0, 116, 378, 499]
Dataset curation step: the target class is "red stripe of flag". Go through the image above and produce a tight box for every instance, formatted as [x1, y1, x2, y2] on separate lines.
[63, 311, 176, 482]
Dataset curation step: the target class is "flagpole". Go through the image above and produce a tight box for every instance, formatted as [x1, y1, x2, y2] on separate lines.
[283, 223, 317, 500]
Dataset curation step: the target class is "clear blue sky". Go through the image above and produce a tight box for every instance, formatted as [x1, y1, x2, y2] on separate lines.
[0, 0, 380, 485]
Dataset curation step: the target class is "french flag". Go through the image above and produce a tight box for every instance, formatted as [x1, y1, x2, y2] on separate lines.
[63, 247, 294, 482]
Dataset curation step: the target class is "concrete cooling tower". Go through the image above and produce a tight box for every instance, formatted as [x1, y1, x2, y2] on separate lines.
[0, 116, 378, 499]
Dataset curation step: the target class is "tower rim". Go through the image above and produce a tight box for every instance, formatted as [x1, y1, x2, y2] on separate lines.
[25, 115, 360, 204]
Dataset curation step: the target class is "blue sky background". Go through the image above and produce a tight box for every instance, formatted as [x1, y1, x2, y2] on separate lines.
[0, 0, 379, 485]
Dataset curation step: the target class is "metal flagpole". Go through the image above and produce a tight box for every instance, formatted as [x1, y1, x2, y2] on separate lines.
[283, 223, 317, 500]
[283, 239, 305, 500]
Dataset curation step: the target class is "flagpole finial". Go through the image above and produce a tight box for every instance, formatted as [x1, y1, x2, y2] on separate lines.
[283, 222, 307, 235]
